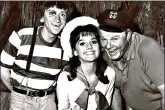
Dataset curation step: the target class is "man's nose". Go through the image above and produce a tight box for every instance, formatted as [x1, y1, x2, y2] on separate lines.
[106, 40, 112, 49]
[54, 14, 61, 22]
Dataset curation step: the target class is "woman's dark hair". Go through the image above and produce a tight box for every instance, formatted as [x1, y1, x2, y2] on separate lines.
[67, 24, 109, 84]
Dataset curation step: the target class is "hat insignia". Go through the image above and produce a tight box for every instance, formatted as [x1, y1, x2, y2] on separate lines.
[109, 11, 118, 19]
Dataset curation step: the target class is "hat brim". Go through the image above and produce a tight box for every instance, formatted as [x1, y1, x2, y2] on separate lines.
[99, 25, 123, 32]
[60, 16, 99, 58]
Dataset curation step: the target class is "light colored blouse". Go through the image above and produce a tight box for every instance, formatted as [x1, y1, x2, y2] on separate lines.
[57, 66, 115, 110]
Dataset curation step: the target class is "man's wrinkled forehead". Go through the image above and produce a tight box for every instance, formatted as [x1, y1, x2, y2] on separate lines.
[100, 29, 124, 38]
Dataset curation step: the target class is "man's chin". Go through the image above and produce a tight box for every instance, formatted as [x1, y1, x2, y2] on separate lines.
[52, 30, 61, 35]
[109, 55, 121, 61]
[111, 55, 123, 61]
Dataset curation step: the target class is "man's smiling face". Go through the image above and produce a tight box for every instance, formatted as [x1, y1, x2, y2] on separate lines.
[100, 29, 128, 60]
[42, 5, 67, 36]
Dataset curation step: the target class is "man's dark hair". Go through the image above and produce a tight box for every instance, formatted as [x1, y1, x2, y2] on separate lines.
[43, 1, 71, 10]
[39, 1, 81, 22]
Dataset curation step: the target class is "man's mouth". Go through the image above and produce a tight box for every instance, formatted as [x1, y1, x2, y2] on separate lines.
[51, 23, 61, 28]
[107, 49, 118, 56]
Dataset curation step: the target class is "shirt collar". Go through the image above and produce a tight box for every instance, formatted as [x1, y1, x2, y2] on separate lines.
[38, 26, 60, 46]
[125, 33, 140, 61]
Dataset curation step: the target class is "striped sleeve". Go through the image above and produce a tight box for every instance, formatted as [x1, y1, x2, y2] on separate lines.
[0, 31, 21, 68]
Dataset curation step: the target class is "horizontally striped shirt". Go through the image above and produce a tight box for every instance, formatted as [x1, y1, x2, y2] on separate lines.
[0, 26, 69, 89]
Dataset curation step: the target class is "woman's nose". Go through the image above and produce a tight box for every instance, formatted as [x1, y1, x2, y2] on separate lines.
[86, 43, 92, 49]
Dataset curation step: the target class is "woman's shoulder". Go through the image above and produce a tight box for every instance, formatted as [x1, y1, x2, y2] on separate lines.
[104, 66, 115, 80]
[58, 70, 70, 81]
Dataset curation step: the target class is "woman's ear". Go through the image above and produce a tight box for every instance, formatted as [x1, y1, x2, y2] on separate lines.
[40, 17, 44, 23]
[74, 51, 78, 56]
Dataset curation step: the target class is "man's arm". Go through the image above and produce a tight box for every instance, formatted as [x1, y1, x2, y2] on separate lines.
[157, 84, 164, 110]
[0, 66, 12, 91]
[138, 35, 164, 110]
[0, 30, 22, 91]
[111, 88, 123, 110]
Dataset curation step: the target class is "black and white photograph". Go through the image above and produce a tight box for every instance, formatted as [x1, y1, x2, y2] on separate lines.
[0, 1, 164, 110]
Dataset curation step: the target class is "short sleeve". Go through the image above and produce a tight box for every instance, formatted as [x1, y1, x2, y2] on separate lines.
[139, 38, 164, 87]
[0, 31, 21, 68]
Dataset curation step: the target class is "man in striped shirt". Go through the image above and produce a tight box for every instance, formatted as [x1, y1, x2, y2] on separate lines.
[0, 1, 76, 110]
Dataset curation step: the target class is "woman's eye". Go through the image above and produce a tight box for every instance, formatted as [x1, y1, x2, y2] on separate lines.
[79, 42, 85, 46]
[92, 40, 98, 44]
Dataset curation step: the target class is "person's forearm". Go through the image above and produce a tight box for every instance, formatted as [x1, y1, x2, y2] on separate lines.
[1, 77, 12, 91]
[111, 88, 123, 110]
[1, 67, 12, 91]
[157, 84, 164, 110]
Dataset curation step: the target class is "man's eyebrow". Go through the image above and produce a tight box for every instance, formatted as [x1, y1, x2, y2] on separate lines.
[61, 10, 67, 13]
[46, 9, 66, 13]
[112, 35, 120, 38]
[106, 34, 120, 37]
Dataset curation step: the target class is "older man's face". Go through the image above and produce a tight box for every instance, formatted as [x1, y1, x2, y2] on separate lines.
[42, 5, 67, 36]
[100, 30, 128, 60]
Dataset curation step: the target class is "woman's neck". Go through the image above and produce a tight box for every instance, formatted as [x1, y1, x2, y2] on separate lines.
[79, 61, 97, 86]
[80, 61, 96, 77]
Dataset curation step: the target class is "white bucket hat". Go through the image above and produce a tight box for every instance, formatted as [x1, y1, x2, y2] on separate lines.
[60, 16, 99, 58]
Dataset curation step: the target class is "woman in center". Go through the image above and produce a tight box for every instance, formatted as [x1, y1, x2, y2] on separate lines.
[57, 16, 115, 110]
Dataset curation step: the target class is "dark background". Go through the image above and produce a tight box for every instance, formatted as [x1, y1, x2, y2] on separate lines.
[0, 1, 164, 110]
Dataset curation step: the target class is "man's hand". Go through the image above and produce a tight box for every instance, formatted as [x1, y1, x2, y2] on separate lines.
[157, 84, 164, 110]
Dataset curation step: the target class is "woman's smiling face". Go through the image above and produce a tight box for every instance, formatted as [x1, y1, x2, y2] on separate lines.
[74, 32, 100, 63]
